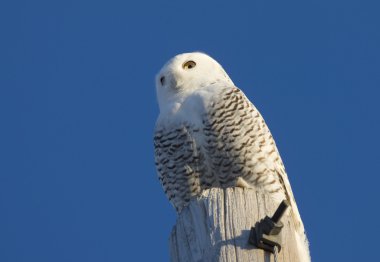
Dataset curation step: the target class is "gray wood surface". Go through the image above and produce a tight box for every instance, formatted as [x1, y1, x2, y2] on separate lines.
[169, 188, 302, 262]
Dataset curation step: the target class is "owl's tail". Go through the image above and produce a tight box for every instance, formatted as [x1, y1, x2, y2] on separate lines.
[289, 203, 311, 262]
[294, 228, 311, 262]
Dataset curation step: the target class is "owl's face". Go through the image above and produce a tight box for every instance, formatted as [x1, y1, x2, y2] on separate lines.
[155, 52, 233, 113]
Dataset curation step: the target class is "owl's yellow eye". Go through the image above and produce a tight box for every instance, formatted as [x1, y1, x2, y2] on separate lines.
[182, 60, 196, 70]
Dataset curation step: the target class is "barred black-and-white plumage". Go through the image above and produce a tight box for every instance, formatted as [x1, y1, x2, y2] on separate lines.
[154, 52, 310, 261]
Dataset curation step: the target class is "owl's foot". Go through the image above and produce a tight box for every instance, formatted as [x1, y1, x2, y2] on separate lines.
[236, 177, 252, 189]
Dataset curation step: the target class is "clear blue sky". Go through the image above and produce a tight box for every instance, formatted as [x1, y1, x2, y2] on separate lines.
[0, 0, 379, 261]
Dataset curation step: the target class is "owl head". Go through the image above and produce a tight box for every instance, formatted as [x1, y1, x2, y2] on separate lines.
[155, 52, 233, 113]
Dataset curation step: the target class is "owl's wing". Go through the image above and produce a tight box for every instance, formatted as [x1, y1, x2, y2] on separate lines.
[202, 86, 305, 233]
[154, 124, 208, 212]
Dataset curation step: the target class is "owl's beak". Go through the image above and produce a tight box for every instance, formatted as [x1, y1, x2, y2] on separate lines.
[166, 72, 183, 91]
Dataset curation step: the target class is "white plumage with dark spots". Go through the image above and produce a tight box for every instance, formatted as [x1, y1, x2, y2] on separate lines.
[154, 52, 310, 261]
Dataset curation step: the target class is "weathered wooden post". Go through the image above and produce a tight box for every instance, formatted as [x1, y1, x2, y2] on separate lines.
[169, 188, 303, 262]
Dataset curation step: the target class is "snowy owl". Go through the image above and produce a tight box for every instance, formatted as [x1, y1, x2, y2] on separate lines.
[154, 52, 310, 261]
